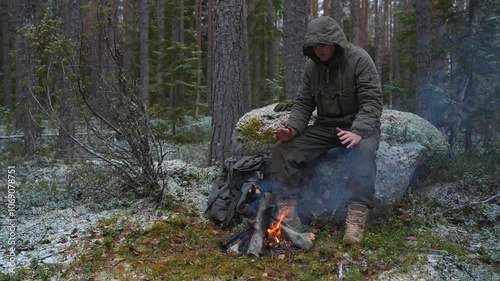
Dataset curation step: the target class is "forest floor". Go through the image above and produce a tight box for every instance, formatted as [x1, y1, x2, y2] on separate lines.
[0, 140, 498, 280]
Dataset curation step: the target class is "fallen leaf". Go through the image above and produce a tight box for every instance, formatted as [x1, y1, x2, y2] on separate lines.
[397, 213, 409, 221]
[396, 203, 410, 209]
[129, 245, 141, 256]
[57, 245, 69, 251]
[176, 232, 186, 238]
[150, 238, 160, 246]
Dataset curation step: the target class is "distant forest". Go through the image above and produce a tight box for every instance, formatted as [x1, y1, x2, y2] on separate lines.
[1, 0, 499, 163]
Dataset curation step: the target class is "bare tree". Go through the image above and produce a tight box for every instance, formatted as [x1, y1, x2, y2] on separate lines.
[283, 1, 307, 99]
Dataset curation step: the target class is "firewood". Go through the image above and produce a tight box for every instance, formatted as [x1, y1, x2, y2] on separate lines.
[246, 192, 275, 256]
[278, 221, 315, 250]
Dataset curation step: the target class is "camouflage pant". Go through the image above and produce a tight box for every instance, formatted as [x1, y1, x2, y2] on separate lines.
[271, 125, 379, 208]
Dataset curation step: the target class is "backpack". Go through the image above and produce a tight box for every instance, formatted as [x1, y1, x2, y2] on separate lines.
[205, 155, 270, 226]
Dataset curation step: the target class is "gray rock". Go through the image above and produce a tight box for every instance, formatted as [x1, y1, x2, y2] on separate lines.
[232, 104, 450, 218]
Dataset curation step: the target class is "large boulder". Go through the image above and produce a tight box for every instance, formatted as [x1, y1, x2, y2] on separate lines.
[232, 104, 449, 218]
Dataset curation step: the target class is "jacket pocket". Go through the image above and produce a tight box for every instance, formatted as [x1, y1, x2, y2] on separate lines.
[318, 87, 357, 116]
[338, 87, 358, 114]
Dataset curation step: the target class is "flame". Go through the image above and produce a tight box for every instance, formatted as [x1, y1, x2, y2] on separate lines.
[266, 207, 290, 243]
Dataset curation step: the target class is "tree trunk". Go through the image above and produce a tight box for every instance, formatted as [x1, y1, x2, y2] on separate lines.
[374, 0, 383, 79]
[122, 0, 134, 72]
[349, 0, 359, 46]
[56, 0, 81, 159]
[464, 0, 482, 153]
[195, 0, 202, 117]
[312, 0, 318, 18]
[1, 0, 13, 108]
[283, 1, 307, 100]
[359, 0, 368, 48]
[157, 0, 165, 107]
[241, 0, 251, 114]
[323, 0, 329, 16]
[210, 0, 246, 164]
[415, 0, 432, 123]
[266, 0, 279, 102]
[15, 0, 41, 155]
[139, 0, 150, 105]
[207, 0, 214, 115]
[331, 0, 343, 28]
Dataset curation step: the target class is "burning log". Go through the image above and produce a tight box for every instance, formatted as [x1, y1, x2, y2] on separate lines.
[276, 220, 314, 250]
[221, 192, 315, 257]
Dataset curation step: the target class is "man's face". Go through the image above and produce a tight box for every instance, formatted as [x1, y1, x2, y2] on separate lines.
[313, 44, 335, 62]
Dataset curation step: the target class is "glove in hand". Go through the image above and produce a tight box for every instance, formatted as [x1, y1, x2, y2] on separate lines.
[273, 99, 295, 112]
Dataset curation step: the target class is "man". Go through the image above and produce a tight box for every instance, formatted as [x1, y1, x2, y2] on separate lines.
[271, 16, 383, 244]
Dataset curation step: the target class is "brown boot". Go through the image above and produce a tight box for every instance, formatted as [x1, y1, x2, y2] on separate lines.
[343, 203, 369, 244]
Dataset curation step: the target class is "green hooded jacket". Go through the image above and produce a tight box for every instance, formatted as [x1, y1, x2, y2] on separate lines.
[286, 16, 383, 139]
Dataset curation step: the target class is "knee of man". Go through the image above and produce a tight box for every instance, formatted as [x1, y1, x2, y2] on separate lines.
[355, 137, 378, 153]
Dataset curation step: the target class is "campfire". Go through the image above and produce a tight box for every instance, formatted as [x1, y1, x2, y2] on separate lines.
[221, 192, 315, 257]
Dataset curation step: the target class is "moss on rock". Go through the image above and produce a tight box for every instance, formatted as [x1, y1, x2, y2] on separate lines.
[380, 109, 449, 158]
[234, 104, 449, 159]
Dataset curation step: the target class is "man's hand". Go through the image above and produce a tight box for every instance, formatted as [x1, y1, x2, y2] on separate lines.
[273, 100, 295, 112]
[336, 127, 361, 149]
[272, 127, 295, 141]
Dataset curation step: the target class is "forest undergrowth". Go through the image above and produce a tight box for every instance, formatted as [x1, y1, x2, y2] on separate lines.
[0, 120, 498, 281]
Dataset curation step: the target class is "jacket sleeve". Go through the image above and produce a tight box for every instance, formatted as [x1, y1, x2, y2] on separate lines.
[285, 60, 316, 136]
[351, 50, 383, 138]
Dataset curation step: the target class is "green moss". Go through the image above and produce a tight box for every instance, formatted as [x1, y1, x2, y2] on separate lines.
[58, 202, 490, 280]
[237, 116, 275, 144]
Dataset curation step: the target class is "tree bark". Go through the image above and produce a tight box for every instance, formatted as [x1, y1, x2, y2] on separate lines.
[56, 0, 81, 159]
[207, 0, 214, 115]
[139, 0, 150, 105]
[349, 0, 359, 46]
[122, 0, 134, 72]
[157, 0, 165, 107]
[375, 0, 383, 79]
[464, 0, 482, 152]
[15, 0, 41, 155]
[331, 0, 343, 28]
[210, 0, 247, 164]
[195, 0, 202, 117]
[415, 0, 433, 123]
[283, 1, 307, 99]
[241, 0, 252, 114]
[266, 0, 279, 102]
[312, 0, 318, 18]
[1, 0, 13, 108]
[323, 0, 329, 16]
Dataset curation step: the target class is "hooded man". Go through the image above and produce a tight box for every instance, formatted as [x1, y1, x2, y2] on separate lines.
[271, 16, 383, 244]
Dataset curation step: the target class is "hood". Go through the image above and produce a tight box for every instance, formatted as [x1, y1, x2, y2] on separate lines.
[303, 16, 348, 63]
